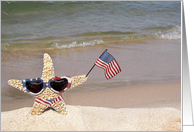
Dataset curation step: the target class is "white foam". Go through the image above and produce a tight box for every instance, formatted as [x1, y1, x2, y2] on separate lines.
[153, 25, 181, 40]
[1, 42, 9, 51]
[51, 39, 103, 49]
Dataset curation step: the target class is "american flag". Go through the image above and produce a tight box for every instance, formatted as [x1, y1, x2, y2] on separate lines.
[94, 50, 121, 80]
[35, 95, 63, 107]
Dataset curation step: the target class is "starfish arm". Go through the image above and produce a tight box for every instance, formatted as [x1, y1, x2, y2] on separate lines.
[42, 53, 55, 82]
[52, 100, 68, 115]
[70, 75, 88, 89]
[8, 79, 29, 93]
[30, 102, 49, 115]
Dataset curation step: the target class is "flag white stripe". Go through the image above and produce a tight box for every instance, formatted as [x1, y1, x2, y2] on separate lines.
[105, 67, 110, 79]
[113, 59, 121, 72]
[36, 98, 51, 106]
[111, 63, 119, 74]
[104, 59, 121, 79]
[97, 59, 108, 68]
[95, 62, 106, 69]
[105, 68, 111, 79]
[106, 66, 111, 79]
[59, 95, 63, 100]
[107, 65, 114, 78]
[98, 58, 108, 65]
[109, 61, 116, 76]
[112, 60, 121, 73]
[95, 59, 107, 69]
[112, 60, 119, 73]
[107, 64, 114, 79]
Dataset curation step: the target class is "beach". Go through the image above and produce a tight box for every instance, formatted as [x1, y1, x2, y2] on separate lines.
[1, 81, 181, 131]
[1, 1, 181, 131]
[1, 39, 181, 131]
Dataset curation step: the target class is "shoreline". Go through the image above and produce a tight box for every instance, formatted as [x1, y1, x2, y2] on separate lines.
[1, 81, 181, 112]
[1, 39, 181, 102]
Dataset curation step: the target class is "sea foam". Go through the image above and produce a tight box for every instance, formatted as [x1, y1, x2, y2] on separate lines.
[51, 39, 103, 49]
[153, 26, 181, 40]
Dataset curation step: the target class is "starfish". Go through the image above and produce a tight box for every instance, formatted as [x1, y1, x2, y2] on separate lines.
[8, 53, 88, 115]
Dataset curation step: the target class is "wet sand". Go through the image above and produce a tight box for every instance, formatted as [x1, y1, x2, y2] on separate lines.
[1, 81, 181, 111]
[1, 39, 181, 101]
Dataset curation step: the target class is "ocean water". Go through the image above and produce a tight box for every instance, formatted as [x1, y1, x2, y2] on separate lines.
[1, 1, 181, 101]
[1, 1, 181, 50]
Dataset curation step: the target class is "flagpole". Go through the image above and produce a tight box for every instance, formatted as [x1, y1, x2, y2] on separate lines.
[85, 64, 95, 77]
[85, 49, 108, 77]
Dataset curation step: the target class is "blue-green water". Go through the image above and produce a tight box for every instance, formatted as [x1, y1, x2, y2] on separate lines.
[1, 1, 181, 102]
[1, 1, 181, 50]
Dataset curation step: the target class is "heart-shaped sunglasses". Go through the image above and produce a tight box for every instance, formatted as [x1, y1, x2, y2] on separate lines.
[22, 76, 72, 95]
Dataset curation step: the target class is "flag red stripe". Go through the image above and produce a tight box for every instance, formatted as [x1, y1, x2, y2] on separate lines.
[97, 58, 107, 66]
[112, 62, 120, 75]
[111, 63, 118, 75]
[109, 61, 116, 76]
[96, 58, 108, 67]
[35, 95, 63, 106]
[106, 64, 114, 79]
[95, 61, 106, 69]
[98, 59, 108, 66]
[104, 59, 121, 80]
[35, 98, 51, 106]
[35, 100, 44, 105]
[113, 59, 121, 72]
[52, 96, 62, 104]
[111, 60, 119, 73]
[95, 59, 107, 69]
[58, 96, 62, 101]
[105, 67, 111, 79]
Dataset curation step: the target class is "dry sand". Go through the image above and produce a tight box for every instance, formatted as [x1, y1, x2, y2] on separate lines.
[1, 106, 181, 131]
[1, 81, 181, 131]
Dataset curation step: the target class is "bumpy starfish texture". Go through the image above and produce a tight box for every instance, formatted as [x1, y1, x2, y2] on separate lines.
[8, 53, 88, 115]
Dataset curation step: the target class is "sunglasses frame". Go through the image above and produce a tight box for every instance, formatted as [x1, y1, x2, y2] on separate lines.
[22, 76, 72, 95]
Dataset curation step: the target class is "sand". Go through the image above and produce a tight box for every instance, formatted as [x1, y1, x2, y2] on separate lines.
[1, 106, 181, 131]
[1, 81, 181, 131]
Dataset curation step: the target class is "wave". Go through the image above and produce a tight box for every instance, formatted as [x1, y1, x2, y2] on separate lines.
[1, 42, 9, 51]
[2, 1, 181, 44]
[72, 31, 136, 37]
[2, 26, 180, 52]
[152, 25, 181, 40]
[51, 39, 103, 49]
[51, 25, 181, 50]
[121, 26, 181, 40]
